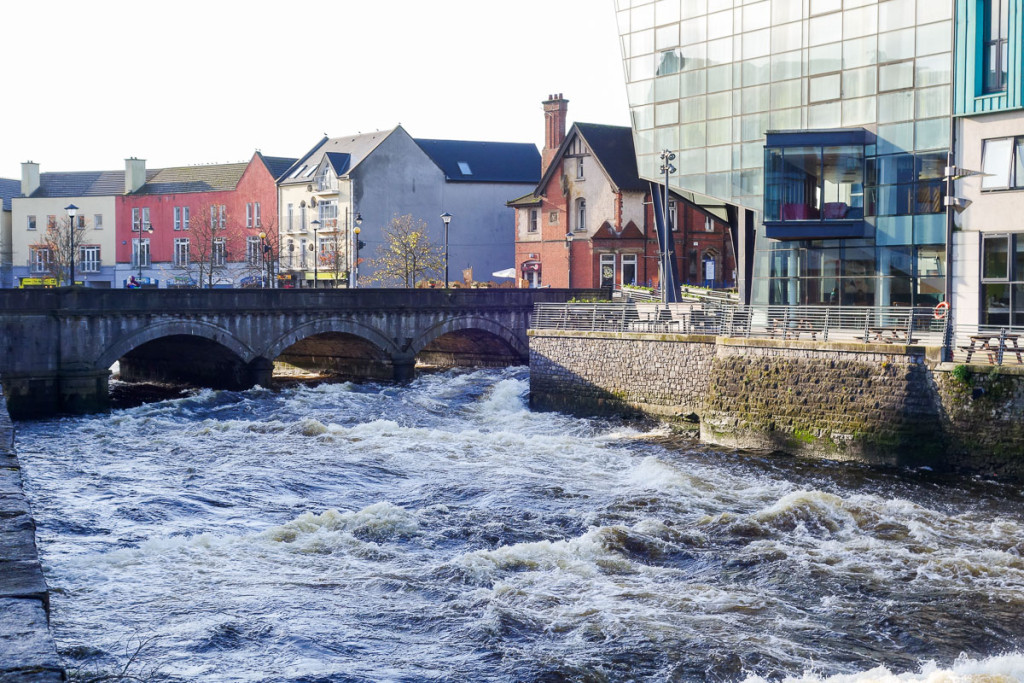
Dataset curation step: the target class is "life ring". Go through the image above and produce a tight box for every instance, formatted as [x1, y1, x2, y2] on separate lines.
[934, 301, 949, 319]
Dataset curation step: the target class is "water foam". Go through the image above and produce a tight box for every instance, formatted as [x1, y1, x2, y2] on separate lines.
[740, 652, 1024, 682]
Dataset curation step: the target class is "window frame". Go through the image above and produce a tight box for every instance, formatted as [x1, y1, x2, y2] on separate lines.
[173, 237, 190, 267]
[79, 245, 101, 272]
[982, 0, 1010, 94]
[981, 136, 1024, 190]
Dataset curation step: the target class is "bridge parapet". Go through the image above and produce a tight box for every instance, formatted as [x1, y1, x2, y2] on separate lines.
[0, 288, 606, 418]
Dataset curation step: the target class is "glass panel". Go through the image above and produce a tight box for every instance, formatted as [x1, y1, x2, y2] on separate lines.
[771, 80, 802, 109]
[843, 36, 877, 69]
[1015, 234, 1024, 279]
[821, 146, 865, 214]
[808, 102, 842, 128]
[767, 147, 823, 220]
[843, 96, 876, 126]
[876, 216, 913, 246]
[808, 43, 843, 75]
[983, 234, 1010, 280]
[916, 22, 950, 57]
[1014, 139, 1024, 188]
[843, 67, 876, 98]
[915, 53, 951, 87]
[915, 180, 943, 214]
[809, 16, 842, 45]
[680, 17, 706, 46]
[915, 117, 949, 151]
[742, 84, 770, 112]
[1014, 284, 1024, 327]
[879, 61, 914, 92]
[844, 6, 877, 39]
[916, 246, 945, 307]
[878, 27, 915, 61]
[982, 138, 1013, 189]
[764, 147, 785, 221]
[983, 283, 1010, 326]
[810, 74, 841, 102]
[878, 0, 915, 31]
[878, 90, 914, 123]
[880, 246, 914, 277]
[915, 86, 950, 118]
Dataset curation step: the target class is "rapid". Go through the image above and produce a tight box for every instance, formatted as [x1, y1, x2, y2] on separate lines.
[14, 367, 1024, 682]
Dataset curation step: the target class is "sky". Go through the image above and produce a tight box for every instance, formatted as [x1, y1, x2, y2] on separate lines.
[1, 0, 630, 175]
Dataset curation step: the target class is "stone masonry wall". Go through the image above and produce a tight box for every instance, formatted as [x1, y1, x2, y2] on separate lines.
[530, 331, 1024, 477]
[0, 387, 64, 681]
[529, 330, 716, 419]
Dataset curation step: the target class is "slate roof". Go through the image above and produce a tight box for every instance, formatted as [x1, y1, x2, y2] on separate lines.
[415, 139, 540, 184]
[261, 154, 299, 182]
[0, 178, 19, 211]
[280, 130, 395, 186]
[135, 162, 248, 195]
[29, 170, 157, 198]
[506, 191, 542, 208]
[324, 152, 351, 176]
[535, 123, 646, 197]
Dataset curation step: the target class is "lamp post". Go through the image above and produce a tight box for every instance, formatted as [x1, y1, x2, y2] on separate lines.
[258, 231, 270, 289]
[65, 204, 78, 286]
[659, 150, 677, 304]
[351, 212, 362, 288]
[440, 212, 452, 289]
[311, 219, 321, 289]
[565, 231, 574, 288]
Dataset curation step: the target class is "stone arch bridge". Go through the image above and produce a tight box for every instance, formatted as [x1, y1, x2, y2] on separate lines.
[0, 288, 600, 418]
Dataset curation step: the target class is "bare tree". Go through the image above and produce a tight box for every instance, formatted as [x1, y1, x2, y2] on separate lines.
[171, 201, 238, 288]
[239, 200, 280, 288]
[31, 215, 89, 285]
[364, 214, 444, 288]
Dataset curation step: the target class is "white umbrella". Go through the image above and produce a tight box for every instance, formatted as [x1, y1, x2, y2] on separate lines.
[491, 268, 517, 279]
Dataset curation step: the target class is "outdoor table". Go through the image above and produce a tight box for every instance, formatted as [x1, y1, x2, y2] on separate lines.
[961, 334, 1023, 364]
[868, 327, 918, 344]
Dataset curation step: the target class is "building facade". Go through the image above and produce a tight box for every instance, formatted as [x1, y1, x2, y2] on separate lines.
[510, 94, 734, 290]
[951, 0, 1024, 326]
[278, 126, 540, 288]
[115, 153, 291, 288]
[615, 0, 955, 309]
[0, 179, 18, 288]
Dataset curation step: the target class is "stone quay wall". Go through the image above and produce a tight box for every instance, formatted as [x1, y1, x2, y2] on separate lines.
[530, 331, 1024, 478]
[0, 387, 64, 681]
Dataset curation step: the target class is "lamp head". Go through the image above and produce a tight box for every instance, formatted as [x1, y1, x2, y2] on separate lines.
[354, 226, 361, 235]
[311, 219, 321, 232]
[440, 211, 452, 226]
[65, 204, 79, 218]
[258, 231, 267, 240]
[355, 213, 362, 226]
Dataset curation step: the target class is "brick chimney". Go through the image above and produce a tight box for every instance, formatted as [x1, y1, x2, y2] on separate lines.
[542, 93, 569, 175]
[21, 161, 39, 196]
[125, 157, 146, 193]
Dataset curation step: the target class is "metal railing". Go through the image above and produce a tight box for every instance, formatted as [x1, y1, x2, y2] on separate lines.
[534, 301, 1024, 366]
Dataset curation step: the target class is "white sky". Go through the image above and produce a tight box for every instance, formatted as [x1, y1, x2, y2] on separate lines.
[1, 0, 630, 175]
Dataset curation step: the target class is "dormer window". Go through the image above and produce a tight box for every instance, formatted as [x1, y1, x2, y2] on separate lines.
[458, 162, 472, 175]
[316, 165, 333, 192]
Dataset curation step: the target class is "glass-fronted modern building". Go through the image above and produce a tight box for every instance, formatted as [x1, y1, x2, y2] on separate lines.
[615, 0, 954, 307]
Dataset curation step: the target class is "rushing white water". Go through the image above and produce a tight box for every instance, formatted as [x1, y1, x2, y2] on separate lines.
[15, 367, 1024, 682]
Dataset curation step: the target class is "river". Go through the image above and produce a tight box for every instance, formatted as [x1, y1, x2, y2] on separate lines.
[14, 367, 1024, 682]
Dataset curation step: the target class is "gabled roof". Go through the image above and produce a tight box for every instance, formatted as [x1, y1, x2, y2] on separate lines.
[414, 138, 540, 184]
[593, 220, 644, 240]
[260, 154, 299, 182]
[135, 162, 248, 195]
[29, 170, 157, 198]
[536, 122, 646, 197]
[324, 152, 351, 176]
[0, 178, 19, 211]
[506, 191, 542, 208]
[280, 129, 397, 186]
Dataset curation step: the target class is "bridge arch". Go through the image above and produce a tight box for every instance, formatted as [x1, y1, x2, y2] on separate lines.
[409, 315, 529, 364]
[261, 317, 398, 360]
[95, 320, 256, 371]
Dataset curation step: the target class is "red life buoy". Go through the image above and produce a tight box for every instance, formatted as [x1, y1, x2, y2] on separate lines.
[934, 301, 949, 319]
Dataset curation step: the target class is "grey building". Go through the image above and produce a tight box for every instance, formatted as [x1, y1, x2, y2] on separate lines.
[0, 178, 19, 288]
[277, 126, 539, 287]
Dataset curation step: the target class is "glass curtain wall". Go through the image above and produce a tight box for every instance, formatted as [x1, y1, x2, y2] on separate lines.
[616, 0, 954, 307]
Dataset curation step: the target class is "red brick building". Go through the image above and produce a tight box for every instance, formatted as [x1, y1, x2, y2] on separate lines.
[115, 152, 293, 287]
[509, 94, 735, 291]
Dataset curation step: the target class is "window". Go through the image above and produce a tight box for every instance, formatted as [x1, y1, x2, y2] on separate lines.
[254, 202, 261, 228]
[300, 205, 307, 232]
[288, 204, 294, 231]
[94, 214, 103, 230]
[705, 216, 714, 232]
[621, 253, 638, 286]
[983, 0, 1009, 93]
[174, 238, 190, 267]
[290, 165, 307, 179]
[79, 245, 101, 272]
[174, 207, 182, 230]
[182, 206, 190, 230]
[317, 166, 332, 191]
[575, 198, 587, 232]
[141, 207, 151, 231]
[174, 206, 190, 230]
[981, 137, 1024, 190]
[576, 157, 585, 179]
[300, 238, 309, 268]
[286, 240, 295, 268]
[247, 236, 262, 265]
[549, 211, 559, 223]
[132, 208, 141, 232]
[27, 215, 36, 231]
[246, 203, 253, 228]
[318, 200, 338, 228]
[600, 253, 616, 287]
[75, 215, 86, 229]
[458, 162, 472, 175]
[668, 200, 678, 231]
[47, 215, 56, 230]
[132, 238, 150, 268]
[528, 209, 539, 233]
[983, 234, 1010, 281]
[219, 205, 226, 229]
[212, 238, 226, 266]
[30, 246, 52, 273]
[982, 233, 1024, 325]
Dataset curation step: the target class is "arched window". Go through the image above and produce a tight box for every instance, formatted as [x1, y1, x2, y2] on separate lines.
[575, 198, 586, 232]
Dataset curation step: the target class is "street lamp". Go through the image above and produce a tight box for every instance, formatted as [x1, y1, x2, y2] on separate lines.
[311, 219, 321, 289]
[659, 150, 677, 304]
[351, 212, 363, 288]
[565, 231, 574, 288]
[258, 231, 271, 289]
[65, 204, 78, 286]
[440, 212, 452, 289]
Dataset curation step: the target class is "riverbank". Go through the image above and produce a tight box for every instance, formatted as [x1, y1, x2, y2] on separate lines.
[0, 386, 64, 681]
[530, 330, 1024, 479]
